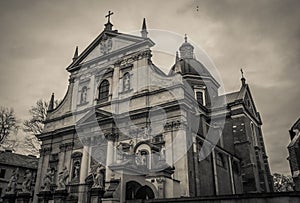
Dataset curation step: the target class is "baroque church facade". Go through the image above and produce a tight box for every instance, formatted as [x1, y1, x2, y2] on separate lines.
[33, 15, 273, 203]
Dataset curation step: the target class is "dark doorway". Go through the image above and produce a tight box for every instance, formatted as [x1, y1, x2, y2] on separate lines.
[126, 181, 155, 200]
[135, 186, 155, 200]
[126, 181, 141, 200]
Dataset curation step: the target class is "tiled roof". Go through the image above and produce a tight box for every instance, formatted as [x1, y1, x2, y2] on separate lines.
[213, 91, 240, 108]
[0, 151, 38, 169]
[213, 83, 251, 108]
[224, 91, 240, 103]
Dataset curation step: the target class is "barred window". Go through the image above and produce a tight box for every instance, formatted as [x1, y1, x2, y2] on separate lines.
[196, 91, 203, 105]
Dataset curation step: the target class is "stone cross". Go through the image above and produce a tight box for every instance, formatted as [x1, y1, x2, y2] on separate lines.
[240, 68, 244, 78]
[105, 11, 114, 23]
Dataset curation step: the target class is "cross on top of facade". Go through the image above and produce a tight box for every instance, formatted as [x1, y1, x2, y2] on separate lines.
[105, 11, 114, 23]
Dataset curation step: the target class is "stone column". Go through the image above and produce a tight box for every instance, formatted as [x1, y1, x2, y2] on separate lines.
[105, 133, 116, 181]
[80, 143, 90, 183]
[156, 177, 166, 198]
[78, 137, 91, 203]
[212, 150, 219, 195]
[58, 143, 67, 178]
[32, 150, 45, 203]
[34, 146, 52, 203]
[64, 142, 74, 182]
[163, 126, 173, 167]
[228, 156, 236, 194]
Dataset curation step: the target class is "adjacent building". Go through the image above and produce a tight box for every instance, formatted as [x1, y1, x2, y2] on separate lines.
[33, 14, 273, 203]
[0, 150, 38, 202]
[288, 118, 300, 191]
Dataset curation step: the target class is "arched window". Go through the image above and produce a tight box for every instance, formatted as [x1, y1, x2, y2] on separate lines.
[123, 72, 130, 92]
[98, 80, 109, 102]
[80, 86, 88, 104]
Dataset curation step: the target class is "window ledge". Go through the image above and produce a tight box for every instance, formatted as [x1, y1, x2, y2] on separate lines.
[77, 101, 89, 107]
[119, 88, 133, 94]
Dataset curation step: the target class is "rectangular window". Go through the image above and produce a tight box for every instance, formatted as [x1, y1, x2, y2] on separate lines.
[153, 134, 163, 143]
[0, 169, 5, 178]
[194, 88, 206, 106]
[196, 91, 204, 105]
[216, 152, 226, 169]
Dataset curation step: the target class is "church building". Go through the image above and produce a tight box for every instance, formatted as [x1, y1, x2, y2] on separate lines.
[288, 118, 300, 191]
[33, 13, 273, 203]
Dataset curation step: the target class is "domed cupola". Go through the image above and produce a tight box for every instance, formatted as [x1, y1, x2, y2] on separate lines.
[179, 34, 194, 59]
[169, 35, 213, 78]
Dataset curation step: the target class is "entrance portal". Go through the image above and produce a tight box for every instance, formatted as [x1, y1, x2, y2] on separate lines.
[125, 181, 155, 200]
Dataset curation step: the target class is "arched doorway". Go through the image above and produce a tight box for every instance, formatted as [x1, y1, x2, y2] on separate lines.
[135, 186, 155, 200]
[126, 181, 141, 200]
[125, 181, 155, 200]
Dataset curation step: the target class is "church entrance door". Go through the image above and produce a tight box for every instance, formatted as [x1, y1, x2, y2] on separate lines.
[125, 181, 155, 201]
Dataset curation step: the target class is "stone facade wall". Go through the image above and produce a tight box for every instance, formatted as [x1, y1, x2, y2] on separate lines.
[34, 22, 274, 203]
[143, 192, 300, 203]
[288, 120, 300, 191]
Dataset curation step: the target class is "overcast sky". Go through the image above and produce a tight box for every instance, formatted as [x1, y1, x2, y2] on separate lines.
[0, 0, 299, 175]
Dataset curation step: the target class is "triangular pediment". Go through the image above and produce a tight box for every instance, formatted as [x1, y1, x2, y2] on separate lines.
[67, 30, 155, 72]
[241, 85, 260, 122]
[225, 84, 261, 123]
[76, 108, 112, 126]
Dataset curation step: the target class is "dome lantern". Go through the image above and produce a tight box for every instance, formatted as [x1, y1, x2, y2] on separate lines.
[179, 34, 194, 59]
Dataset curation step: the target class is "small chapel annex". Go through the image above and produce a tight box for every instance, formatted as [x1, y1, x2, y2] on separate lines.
[33, 13, 273, 203]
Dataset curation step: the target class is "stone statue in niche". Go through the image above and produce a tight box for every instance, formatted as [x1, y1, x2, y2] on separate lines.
[159, 145, 166, 161]
[135, 150, 147, 166]
[116, 140, 134, 160]
[42, 168, 55, 191]
[73, 161, 80, 180]
[128, 140, 134, 154]
[21, 169, 32, 193]
[80, 86, 88, 104]
[92, 164, 105, 189]
[135, 150, 143, 165]
[57, 166, 69, 190]
[123, 73, 130, 91]
[116, 140, 136, 165]
[141, 126, 151, 140]
[116, 143, 123, 160]
[6, 168, 19, 194]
